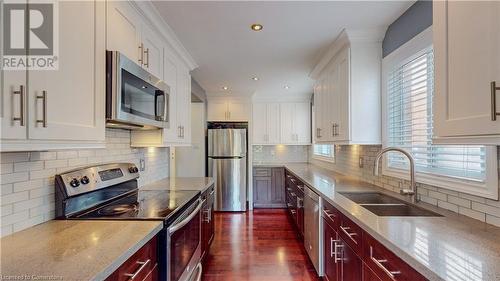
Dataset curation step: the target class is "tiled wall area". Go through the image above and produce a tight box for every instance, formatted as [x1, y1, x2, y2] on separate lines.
[253, 145, 309, 164]
[310, 145, 500, 227]
[0, 128, 169, 237]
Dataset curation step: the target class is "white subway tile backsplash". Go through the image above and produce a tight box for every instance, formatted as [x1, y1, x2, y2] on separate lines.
[310, 145, 500, 227]
[0, 128, 169, 237]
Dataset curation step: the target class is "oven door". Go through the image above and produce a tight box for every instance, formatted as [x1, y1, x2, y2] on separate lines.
[167, 198, 202, 281]
[107, 51, 169, 129]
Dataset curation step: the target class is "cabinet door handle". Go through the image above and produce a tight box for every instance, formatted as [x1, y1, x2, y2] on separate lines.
[228, 111, 231, 120]
[12, 85, 25, 126]
[370, 246, 401, 279]
[491, 81, 500, 121]
[123, 259, 151, 280]
[340, 226, 358, 244]
[322, 209, 336, 221]
[138, 43, 144, 65]
[36, 91, 47, 127]
[317, 128, 322, 138]
[144, 48, 149, 67]
[181, 126, 184, 138]
[334, 240, 343, 263]
[178, 126, 181, 138]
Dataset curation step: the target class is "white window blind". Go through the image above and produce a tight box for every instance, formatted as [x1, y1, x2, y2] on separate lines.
[386, 48, 486, 182]
[313, 144, 334, 159]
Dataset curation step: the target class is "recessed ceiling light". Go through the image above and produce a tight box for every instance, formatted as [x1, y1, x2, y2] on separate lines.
[251, 24, 263, 31]
[252, 77, 259, 81]
[284, 85, 290, 89]
[222, 86, 229, 90]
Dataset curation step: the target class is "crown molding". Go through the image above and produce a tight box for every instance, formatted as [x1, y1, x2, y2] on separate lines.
[309, 28, 386, 79]
[132, 1, 198, 71]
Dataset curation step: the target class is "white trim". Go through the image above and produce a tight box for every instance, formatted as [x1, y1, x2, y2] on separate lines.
[381, 27, 499, 200]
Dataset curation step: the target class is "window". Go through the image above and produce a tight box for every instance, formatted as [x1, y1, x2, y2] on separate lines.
[382, 27, 497, 199]
[313, 144, 335, 162]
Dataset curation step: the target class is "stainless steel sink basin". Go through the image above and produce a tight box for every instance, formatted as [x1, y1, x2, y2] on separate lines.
[339, 192, 442, 217]
[338, 192, 403, 205]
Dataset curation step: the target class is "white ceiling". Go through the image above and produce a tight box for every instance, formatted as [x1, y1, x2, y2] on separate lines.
[153, 1, 414, 98]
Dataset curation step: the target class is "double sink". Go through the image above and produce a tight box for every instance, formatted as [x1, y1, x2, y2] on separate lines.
[339, 192, 442, 217]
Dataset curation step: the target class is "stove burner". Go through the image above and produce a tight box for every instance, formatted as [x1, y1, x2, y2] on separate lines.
[97, 203, 138, 216]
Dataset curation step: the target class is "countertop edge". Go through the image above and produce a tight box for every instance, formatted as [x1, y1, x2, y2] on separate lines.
[92, 222, 164, 280]
[283, 165, 445, 281]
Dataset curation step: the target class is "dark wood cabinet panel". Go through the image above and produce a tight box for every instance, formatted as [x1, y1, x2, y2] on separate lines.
[363, 263, 383, 281]
[253, 167, 286, 208]
[271, 168, 285, 205]
[323, 218, 339, 281]
[202, 185, 215, 261]
[339, 237, 362, 281]
[105, 236, 158, 281]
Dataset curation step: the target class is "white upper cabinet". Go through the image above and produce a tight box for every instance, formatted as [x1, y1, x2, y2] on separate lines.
[141, 23, 164, 79]
[280, 102, 311, 145]
[433, 1, 500, 144]
[1, 0, 106, 151]
[207, 98, 250, 121]
[311, 29, 382, 145]
[252, 103, 280, 144]
[106, 1, 142, 62]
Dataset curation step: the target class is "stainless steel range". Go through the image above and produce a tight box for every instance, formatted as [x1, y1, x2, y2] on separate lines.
[55, 163, 202, 281]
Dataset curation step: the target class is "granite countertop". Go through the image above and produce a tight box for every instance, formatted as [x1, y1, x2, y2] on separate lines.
[284, 163, 500, 281]
[141, 177, 214, 192]
[0, 220, 163, 280]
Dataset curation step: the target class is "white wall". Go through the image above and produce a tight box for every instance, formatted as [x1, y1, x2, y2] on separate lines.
[0, 128, 169, 237]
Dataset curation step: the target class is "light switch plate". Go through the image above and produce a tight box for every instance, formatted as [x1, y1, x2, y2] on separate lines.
[358, 157, 364, 168]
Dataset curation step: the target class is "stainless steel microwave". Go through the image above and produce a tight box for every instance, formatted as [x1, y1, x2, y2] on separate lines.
[106, 51, 169, 130]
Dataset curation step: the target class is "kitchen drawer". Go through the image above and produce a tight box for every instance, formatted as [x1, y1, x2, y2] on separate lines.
[322, 199, 339, 230]
[338, 213, 363, 254]
[106, 236, 158, 281]
[254, 167, 271, 177]
[363, 234, 427, 281]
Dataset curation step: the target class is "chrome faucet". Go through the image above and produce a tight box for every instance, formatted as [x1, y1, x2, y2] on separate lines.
[374, 147, 419, 203]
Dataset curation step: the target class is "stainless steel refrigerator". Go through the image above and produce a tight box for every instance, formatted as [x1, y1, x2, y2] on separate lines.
[208, 128, 247, 211]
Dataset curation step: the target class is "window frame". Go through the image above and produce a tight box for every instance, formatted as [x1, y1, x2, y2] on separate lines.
[381, 27, 498, 200]
[312, 144, 335, 163]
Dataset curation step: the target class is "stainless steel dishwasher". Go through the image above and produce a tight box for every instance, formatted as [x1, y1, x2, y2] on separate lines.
[303, 186, 323, 276]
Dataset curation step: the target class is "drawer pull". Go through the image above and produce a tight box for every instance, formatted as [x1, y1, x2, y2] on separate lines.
[322, 209, 336, 221]
[340, 226, 358, 244]
[491, 81, 500, 121]
[370, 246, 401, 279]
[290, 192, 296, 197]
[124, 259, 151, 280]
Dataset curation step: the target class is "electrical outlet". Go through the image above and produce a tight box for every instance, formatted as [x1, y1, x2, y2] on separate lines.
[358, 157, 364, 168]
[139, 158, 146, 171]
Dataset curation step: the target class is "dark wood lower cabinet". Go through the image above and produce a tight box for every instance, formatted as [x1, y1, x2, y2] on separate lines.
[106, 236, 158, 281]
[201, 184, 215, 261]
[321, 197, 428, 281]
[253, 167, 286, 208]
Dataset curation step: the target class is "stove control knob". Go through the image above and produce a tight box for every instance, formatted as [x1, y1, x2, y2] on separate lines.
[128, 166, 139, 173]
[80, 176, 90, 185]
[70, 178, 80, 188]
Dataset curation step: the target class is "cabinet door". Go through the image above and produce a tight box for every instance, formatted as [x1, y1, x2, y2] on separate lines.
[1, 70, 27, 140]
[163, 52, 180, 142]
[270, 168, 285, 206]
[106, 1, 142, 64]
[313, 78, 326, 142]
[338, 238, 362, 281]
[173, 65, 191, 144]
[28, 0, 105, 141]
[267, 103, 280, 144]
[434, 1, 500, 140]
[228, 100, 249, 121]
[207, 100, 228, 121]
[252, 103, 268, 144]
[141, 23, 164, 79]
[294, 102, 311, 144]
[280, 103, 295, 144]
[253, 176, 271, 208]
[335, 50, 350, 142]
[323, 220, 339, 281]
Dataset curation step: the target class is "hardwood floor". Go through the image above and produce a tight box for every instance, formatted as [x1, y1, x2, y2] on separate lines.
[202, 209, 321, 281]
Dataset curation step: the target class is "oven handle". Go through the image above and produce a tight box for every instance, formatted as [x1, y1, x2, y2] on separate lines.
[169, 199, 202, 234]
[154, 90, 166, 121]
